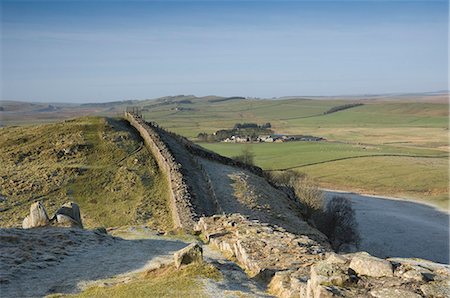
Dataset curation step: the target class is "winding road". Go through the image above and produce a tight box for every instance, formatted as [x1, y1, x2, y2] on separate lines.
[323, 190, 449, 264]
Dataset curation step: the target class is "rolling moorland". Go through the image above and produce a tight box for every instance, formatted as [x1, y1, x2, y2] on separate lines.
[1, 93, 448, 208]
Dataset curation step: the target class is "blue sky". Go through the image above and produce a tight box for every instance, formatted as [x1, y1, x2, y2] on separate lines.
[1, 0, 448, 102]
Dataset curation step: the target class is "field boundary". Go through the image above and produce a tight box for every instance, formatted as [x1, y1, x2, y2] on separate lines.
[124, 112, 198, 229]
[267, 153, 448, 171]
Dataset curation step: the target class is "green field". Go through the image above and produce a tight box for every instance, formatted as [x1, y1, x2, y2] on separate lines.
[200, 142, 448, 207]
[142, 97, 449, 208]
[200, 142, 445, 170]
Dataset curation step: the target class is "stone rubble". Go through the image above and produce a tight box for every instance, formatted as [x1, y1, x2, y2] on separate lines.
[195, 214, 450, 298]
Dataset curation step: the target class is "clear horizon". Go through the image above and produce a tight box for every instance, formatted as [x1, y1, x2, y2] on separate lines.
[1, 0, 448, 103]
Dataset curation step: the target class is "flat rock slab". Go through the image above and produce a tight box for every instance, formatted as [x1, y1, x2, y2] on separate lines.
[349, 254, 393, 278]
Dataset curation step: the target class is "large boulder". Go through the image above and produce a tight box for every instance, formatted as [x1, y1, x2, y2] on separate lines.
[174, 242, 203, 269]
[54, 202, 83, 228]
[349, 254, 393, 278]
[420, 280, 450, 298]
[22, 202, 50, 229]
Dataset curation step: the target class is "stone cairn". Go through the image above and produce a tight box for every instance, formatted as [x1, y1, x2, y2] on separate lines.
[22, 201, 83, 229]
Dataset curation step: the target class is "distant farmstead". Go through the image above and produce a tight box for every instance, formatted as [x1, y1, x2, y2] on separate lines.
[223, 134, 324, 143]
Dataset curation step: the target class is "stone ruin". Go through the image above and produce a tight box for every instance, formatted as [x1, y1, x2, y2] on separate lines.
[22, 201, 83, 229]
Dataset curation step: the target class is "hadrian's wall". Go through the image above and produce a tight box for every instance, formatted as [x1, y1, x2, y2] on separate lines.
[153, 124, 264, 176]
[124, 112, 197, 229]
[124, 112, 301, 228]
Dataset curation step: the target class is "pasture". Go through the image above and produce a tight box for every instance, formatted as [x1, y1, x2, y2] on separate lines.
[143, 97, 449, 208]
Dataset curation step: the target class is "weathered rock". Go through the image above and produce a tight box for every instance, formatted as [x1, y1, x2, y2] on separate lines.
[370, 288, 422, 298]
[325, 253, 348, 264]
[54, 202, 83, 228]
[307, 283, 341, 298]
[56, 214, 80, 228]
[174, 242, 203, 269]
[269, 270, 308, 298]
[420, 280, 450, 298]
[349, 254, 393, 278]
[310, 261, 351, 288]
[22, 202, 50, 229]
[397, 265, 434, 282]
[402, 269, 429, 282]
[388, 257, 450, 274]
[196, 214, 328, 282]
[196, 215, 449, 298]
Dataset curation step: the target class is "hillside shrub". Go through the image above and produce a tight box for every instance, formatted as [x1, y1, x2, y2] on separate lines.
[266, 170, 323, 218]
[232, 146, 255, 165]
[317, 196, 360, 252]
[265, 171, 359, 252]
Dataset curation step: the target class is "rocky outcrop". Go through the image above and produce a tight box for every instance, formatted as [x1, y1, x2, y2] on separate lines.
[195, 214, 330, 281]
[196, 214, 450, 298]
[349, 253, 393, 278]
[22, 202, 50, 229]
[54, 202, 83, 228]
[22, 201, 83, 229]
[174, 242, 203, 269]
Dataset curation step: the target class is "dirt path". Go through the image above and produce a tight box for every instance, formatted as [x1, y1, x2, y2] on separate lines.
[324, 190, 449, 264]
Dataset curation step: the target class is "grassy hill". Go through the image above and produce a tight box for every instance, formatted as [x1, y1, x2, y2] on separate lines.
[0, 117, 172, 229]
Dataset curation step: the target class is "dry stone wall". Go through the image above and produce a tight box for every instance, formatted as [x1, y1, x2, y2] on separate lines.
[124, 112, 278, 229]
[124, 112, 297, 229]
[124, 112, 197, 229]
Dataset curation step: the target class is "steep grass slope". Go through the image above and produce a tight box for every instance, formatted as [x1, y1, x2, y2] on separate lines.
[0, 117, 172, 229]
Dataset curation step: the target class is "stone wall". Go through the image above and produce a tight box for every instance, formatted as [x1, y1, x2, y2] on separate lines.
[153, 124, 264, 176]
[124, 112, 273, 228]
[124, 112, 197, 229]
